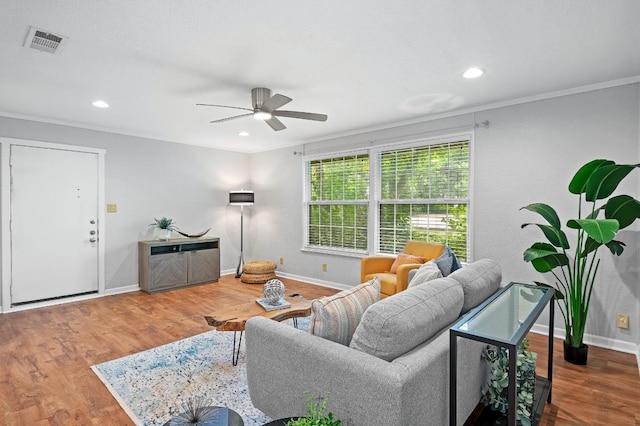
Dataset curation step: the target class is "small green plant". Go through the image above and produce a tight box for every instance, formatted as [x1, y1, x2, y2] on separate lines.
[286, 392, 341, 426]
[149, 217, 177, 231]
[481, 338, 537, 426]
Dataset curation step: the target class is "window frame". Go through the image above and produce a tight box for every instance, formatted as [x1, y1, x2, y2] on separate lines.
[302, 132, 473, 260]
[302, 149, 371, 257]
[371, 133, 473, 261]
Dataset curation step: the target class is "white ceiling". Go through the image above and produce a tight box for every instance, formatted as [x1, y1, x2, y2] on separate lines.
[1, 1, 639, 153]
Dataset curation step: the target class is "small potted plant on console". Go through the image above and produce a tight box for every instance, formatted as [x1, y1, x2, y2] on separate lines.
[150, 217, 177, 241]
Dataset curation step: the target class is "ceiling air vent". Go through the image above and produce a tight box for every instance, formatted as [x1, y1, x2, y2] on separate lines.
[24, 26, 67, 54]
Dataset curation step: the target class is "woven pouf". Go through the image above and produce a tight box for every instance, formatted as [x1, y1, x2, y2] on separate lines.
[240, 260, 277, 284]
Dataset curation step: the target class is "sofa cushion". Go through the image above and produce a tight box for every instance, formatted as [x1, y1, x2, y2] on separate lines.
[309, 277, 380, 346]
[389, 253, 425, 273]
[448, 259, 501, 314]
[349, 277, 463, 361]
[435, 246, 461, 276]
[408, 260, 443, 288]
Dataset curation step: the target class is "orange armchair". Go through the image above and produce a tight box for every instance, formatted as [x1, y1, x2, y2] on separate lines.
[361, 241, 445, 298]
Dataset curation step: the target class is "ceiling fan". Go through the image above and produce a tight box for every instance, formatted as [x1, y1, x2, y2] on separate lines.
[197, 87, 328, 131]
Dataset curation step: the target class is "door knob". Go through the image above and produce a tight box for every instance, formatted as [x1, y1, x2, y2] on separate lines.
[89, 230, 96, 235]
[89, 219, 96, 224]
[89, 237, 97, 243]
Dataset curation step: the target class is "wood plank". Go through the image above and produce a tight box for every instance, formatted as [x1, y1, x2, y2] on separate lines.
[1, 274, 638, 425]
[204, 295, 311, 331]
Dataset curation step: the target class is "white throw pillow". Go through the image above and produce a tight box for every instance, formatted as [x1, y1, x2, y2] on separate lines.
[408, 260, 443, 288]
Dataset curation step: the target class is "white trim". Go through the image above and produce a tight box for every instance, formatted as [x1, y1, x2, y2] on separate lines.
[467, 126, 476, 262]
[301, 147, 370, 162]
[1, 285, 136, 313]
[1, 142, 11, 312]
[2, 77, 638, 155]
[0, 137, 106, 311]
[299, 247, 367, 258]
[276, 271, 351, 292]
[530, 323, 640, 359]
[219, 269, 351, 292]
[104, 284, 140, 295]
[302, 151, 371, 254]
[370, 134, 472, 256]
[300, 76, 640, 147]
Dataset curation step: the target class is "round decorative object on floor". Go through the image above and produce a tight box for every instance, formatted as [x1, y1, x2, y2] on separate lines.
[263, 279, 285, 304]
[240, 260, 277, 284]
[164, 405, 244, 426]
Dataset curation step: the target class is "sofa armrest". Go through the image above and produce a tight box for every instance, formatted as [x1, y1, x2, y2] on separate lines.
[246, 316, 411, 425]
[360, 256, 395, 282]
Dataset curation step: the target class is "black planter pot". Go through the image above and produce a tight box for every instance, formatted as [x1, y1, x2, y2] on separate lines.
[563, 341, 589, 365]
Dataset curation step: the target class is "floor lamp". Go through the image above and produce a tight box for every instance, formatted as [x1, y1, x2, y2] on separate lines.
[229, 190, 254, 278]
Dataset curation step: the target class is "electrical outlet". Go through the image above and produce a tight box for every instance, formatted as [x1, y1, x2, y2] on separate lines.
[616, 313, 629, 329]
[322, 263, 327, 272]
[106, 203, 117, 213]
[279, 257, 284, 265]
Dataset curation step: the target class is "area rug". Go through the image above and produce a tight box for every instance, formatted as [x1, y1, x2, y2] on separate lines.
[91, 318, 308, 426]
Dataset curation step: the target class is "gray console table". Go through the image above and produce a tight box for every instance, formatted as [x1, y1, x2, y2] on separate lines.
[450, 282, 554, 426]
[138, 237, 220, 294]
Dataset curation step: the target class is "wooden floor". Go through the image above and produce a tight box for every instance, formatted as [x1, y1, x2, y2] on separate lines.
[0, 275, 638, 425]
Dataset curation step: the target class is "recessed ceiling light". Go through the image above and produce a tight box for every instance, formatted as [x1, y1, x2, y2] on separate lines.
[463, 67, 484, 79]
[92, 100, 109, 108]
[238, 131, 249, 137]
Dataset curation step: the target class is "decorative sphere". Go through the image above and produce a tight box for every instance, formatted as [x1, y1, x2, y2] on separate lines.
[263, 279, 285, 305]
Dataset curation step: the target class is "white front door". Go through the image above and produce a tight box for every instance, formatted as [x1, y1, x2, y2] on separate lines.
[10, 145, 100, 304]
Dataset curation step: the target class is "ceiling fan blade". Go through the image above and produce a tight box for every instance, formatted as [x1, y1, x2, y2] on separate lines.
[196, 103, 253, 112]
[265, 116, 286, 131]
[273, 110, 328, 122]
[209, 113, 254, 123]
[261, 94, 292, 112]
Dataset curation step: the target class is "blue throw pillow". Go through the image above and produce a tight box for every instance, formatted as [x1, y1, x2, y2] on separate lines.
[435, 246, 461, 277]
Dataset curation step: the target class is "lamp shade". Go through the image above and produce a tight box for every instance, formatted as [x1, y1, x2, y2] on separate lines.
[229, 190, 254, 205]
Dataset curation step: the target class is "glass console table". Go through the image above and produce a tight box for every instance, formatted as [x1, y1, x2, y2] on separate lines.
[449, 282, 555, 426]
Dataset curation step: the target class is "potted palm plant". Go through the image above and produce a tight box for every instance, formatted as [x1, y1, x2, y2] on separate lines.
[521, 159, 639, 364]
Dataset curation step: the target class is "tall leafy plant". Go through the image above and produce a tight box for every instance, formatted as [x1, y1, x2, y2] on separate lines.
[521, 159, 640, 349]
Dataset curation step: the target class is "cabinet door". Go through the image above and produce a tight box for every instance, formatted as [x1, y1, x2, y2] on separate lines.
[187, 249, 220, 284]
[149, 252, 187, 290]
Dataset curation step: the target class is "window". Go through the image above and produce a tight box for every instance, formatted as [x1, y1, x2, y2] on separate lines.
[306, 154, 369, 252]
[304, 136, 471, 261]
[377, 140, 470, 261]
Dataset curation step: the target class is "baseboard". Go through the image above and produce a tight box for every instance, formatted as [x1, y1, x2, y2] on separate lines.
[276, 271, 351, 292]
[224, 267, 351, 292]
[104, 284, 140, 295]
[530, 323, 640, 374]
[0, 284, 141, 314]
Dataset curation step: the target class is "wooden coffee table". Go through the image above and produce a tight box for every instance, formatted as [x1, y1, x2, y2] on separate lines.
[204, 294, 311, 365]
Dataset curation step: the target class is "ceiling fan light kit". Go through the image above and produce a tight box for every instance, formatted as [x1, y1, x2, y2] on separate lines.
[253, 111, 272, 120]
[197, 87, 327, 132]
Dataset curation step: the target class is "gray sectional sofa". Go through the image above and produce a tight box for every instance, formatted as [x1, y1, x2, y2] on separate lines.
[245, 259, 502, 426]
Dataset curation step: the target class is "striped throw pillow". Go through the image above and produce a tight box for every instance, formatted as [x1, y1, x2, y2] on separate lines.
[309, 277, 380, 346]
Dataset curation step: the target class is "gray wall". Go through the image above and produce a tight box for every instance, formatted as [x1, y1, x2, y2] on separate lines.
[0, 117, 250, 295]
[251, 84, 640, 349]
[1, 83, 638, 351]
